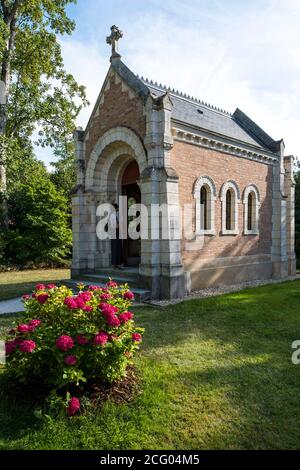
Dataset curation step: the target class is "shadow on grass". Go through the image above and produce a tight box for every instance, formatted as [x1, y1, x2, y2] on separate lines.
[176, 358, 300, 449]
[0, 373, 45, 444]
[136, 280, 300, 354]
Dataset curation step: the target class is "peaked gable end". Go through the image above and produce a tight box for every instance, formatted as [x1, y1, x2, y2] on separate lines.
[84, 66, 147, 163]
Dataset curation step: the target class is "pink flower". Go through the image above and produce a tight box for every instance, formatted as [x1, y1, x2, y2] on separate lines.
[17, 324, 30, 334]
[19, 340, 36, 353]
[106, 280, 118, 288]
[56, 335, 74, 351]
[123, 290, 135, 300]
[47, 284, 57, 289]
[22, 294, 30, 300]
[105, 313, 120, 328]
[100, 293, 111, 301]
[32, 293, 36, 298]
[132, 333, 142, 342]
[119, 311, 134, 324]
[35, 284, 46, 291]
[37, 293, 49, 304]
[83, 305, 93, 312]
[78, 292, 92, 302]
[99, 303, 119, 314]
[28, 319, 41, 331]
[75, 297, 86, 309]
[64, 297, 78, 310]
[76, 335, 89, 345]
[88, 285, 100, 291]
[67, 397, 80, 416]
[5, 339, 18, 354]
[94, 331, 109, 346]
[64, 355, 77, 366]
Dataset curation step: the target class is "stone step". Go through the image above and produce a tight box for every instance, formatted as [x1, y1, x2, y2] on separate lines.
[78, 272, 140, 288]
[83, 267, 139, 280]
[65, 279, 151, 303]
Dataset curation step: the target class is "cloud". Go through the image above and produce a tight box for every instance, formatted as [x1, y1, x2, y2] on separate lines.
[57, 0, 300, 159]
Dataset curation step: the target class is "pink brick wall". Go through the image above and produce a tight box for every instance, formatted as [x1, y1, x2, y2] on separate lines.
[170, 141, 273, 263]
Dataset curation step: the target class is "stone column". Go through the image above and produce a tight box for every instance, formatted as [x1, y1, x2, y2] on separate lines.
[138, 167, 162, 298]
[159, 167, 185, 298]
[72, 128, 87, 276]
[140, 92, 185, 299]
[271, 140, 288, 278]
[284, 155, 296, 276]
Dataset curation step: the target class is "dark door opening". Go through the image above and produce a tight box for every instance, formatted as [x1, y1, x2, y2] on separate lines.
[121, 161, 141, 266]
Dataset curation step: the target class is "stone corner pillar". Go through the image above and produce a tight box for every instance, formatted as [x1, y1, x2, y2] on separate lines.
[284, 155, 296, 276]
[271, 140, 289, 279]
[138, 166, 186, 300]
[159, 167, 185, 299]
[140, 93, 186, 300]
[72, 128, 97, 277]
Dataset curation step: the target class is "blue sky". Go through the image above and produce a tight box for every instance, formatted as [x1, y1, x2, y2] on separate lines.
[36, 0, 300, 166]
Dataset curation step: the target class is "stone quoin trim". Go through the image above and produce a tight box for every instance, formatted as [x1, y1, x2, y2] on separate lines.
[220, 181, 241, 235]
[85, 126, 147, 190]
[243, 184, 260, 235]
[193, 176, 216, 235]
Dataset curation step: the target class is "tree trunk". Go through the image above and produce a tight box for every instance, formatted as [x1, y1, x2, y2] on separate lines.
[0, 2, 20, 225]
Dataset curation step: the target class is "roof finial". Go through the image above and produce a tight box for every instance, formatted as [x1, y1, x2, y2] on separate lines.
[106, 25, 123, 62]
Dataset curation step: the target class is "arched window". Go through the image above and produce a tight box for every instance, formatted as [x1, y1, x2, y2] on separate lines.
[220, 181, 240, 235]
[226, 189, 233, 230]
[193, 176, 216, 235]
[243, 185, 260, 235]
[247, 192, 253, 230]
[200, 186, 208, 230]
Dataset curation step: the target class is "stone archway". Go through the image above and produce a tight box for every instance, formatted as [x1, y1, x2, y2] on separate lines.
[82, 127, 147, 271]
[85, 126, 147, 190]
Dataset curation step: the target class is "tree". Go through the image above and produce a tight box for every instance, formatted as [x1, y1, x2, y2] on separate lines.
[0, 0, 88, 216]
[50, 141, 76, 205]
[6, 170, 72, 266]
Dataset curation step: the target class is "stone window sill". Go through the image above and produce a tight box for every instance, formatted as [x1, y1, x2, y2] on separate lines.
[196, 230, 216, 236]
[221, 229, 239, 236]
[244, 230, 259, 236]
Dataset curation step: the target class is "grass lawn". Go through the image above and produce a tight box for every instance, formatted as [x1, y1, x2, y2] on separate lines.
[1, 279, 300, 449]
[0, 269, 70, 301]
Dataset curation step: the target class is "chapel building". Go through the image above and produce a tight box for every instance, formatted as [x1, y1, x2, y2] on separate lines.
[72, 26, 296, 300]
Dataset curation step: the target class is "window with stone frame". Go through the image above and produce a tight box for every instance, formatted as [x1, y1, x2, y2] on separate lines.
[243, 185, 260, 235]
[221, 181, 240, 235]
[193, 176, 216, 235]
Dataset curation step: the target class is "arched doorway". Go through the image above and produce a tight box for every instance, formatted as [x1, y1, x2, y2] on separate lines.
[121, 160, 141, 265]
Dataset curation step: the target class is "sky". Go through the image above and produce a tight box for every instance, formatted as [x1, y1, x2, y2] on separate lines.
[35, 0, 300, 166]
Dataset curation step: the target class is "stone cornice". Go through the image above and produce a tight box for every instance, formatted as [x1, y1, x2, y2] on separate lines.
[172, 125, 279, 165]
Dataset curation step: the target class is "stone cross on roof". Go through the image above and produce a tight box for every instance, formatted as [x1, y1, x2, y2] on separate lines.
[106, 25, 123, 61]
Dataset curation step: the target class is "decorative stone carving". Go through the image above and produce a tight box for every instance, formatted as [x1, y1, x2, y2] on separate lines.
[106, 25, 123, 60]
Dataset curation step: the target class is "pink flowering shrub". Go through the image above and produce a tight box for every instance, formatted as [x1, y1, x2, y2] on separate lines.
[4, 281, 144, 413]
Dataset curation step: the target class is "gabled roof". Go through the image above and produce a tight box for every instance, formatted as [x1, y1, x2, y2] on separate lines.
[108, 59, 281, 154]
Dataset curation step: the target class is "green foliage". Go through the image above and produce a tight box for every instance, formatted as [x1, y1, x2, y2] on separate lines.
[0, 1, 88, 267]
[50, 150, 76, 204]
[6, 172, 72, 265]
[4, 282, 144, 415]
[1, 0, 88, 149]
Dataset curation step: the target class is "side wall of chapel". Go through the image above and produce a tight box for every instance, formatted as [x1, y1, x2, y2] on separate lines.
[169, 140, 275, 290]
